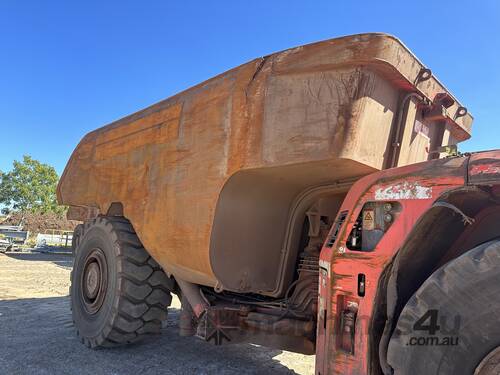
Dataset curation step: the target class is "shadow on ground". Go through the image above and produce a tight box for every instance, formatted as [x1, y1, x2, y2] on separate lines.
[5, 251, 73, 269]
[0, 296, 302, 374]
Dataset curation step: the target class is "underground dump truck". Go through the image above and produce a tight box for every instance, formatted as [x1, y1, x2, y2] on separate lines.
[58, 33, 500, 374]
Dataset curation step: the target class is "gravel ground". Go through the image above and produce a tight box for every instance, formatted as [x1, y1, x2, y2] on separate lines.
[0, 252, 315, 375]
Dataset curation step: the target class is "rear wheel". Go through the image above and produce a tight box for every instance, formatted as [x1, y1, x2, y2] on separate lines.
[387, 239, 500, 374]
[71, 216, 173, 348]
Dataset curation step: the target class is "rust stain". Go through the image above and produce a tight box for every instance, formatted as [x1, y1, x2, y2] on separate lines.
[58, 33, 473, 291]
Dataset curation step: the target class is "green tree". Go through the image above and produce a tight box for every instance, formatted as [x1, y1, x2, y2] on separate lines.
[0, 155, 62, 214]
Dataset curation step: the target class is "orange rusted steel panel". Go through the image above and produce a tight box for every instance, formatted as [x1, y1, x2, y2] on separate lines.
[57, 33, 472, 289]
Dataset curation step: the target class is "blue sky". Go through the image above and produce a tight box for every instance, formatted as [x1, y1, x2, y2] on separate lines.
[1, 1, 499, 174]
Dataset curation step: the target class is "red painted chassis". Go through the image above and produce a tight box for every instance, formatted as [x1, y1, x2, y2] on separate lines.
[316, 151, 500, 374]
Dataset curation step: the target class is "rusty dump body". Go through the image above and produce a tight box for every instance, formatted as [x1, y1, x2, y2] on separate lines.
[58, 33, 472, 300]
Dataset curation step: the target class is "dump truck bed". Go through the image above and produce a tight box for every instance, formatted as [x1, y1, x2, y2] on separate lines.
[58, 33, 472, 296]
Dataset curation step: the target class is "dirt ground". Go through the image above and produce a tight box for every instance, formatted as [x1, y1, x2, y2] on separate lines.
[0, 252, 315, 375]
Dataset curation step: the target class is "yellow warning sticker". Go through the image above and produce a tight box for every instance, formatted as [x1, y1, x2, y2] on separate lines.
[362, 209, 375, 230]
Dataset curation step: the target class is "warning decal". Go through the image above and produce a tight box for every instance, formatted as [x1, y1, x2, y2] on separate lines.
[362, 209, 375, 230]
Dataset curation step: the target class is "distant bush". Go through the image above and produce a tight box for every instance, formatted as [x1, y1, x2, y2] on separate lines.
[2, 211, 77, 235]
[0, 155, 64, 215]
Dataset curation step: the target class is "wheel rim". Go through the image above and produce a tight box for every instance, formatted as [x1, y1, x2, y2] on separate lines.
[475, 347, 500, 375]
[80, 248, 108, 315]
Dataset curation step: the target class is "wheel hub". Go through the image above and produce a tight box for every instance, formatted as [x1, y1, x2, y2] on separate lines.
[475, 347, 500, 375]
[84, 262, 100, 299]
[81, 248, 108, 315]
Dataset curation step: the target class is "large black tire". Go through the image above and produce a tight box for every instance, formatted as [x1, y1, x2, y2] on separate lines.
[71, 216, 173, 348]
[387, 239, 500, 374]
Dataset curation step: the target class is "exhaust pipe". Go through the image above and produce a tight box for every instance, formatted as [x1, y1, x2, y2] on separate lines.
[175, 278, 209, 318]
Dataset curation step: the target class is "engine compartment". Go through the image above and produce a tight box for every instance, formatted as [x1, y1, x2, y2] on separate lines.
[193, 181, 350, 353]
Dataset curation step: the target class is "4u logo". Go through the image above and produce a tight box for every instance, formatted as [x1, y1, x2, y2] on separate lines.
[413, 309, 461, 335]
[405, 309, 461, 347]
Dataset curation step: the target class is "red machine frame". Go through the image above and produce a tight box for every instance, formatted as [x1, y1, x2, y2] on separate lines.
[316, 150, 500, 374]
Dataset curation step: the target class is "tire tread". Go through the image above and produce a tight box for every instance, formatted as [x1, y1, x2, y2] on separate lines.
[71, 216, 173, 348]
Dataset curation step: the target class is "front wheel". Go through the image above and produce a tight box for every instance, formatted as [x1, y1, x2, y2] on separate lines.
[387, 239, 500, 374]
[71, 216, 174, 348]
